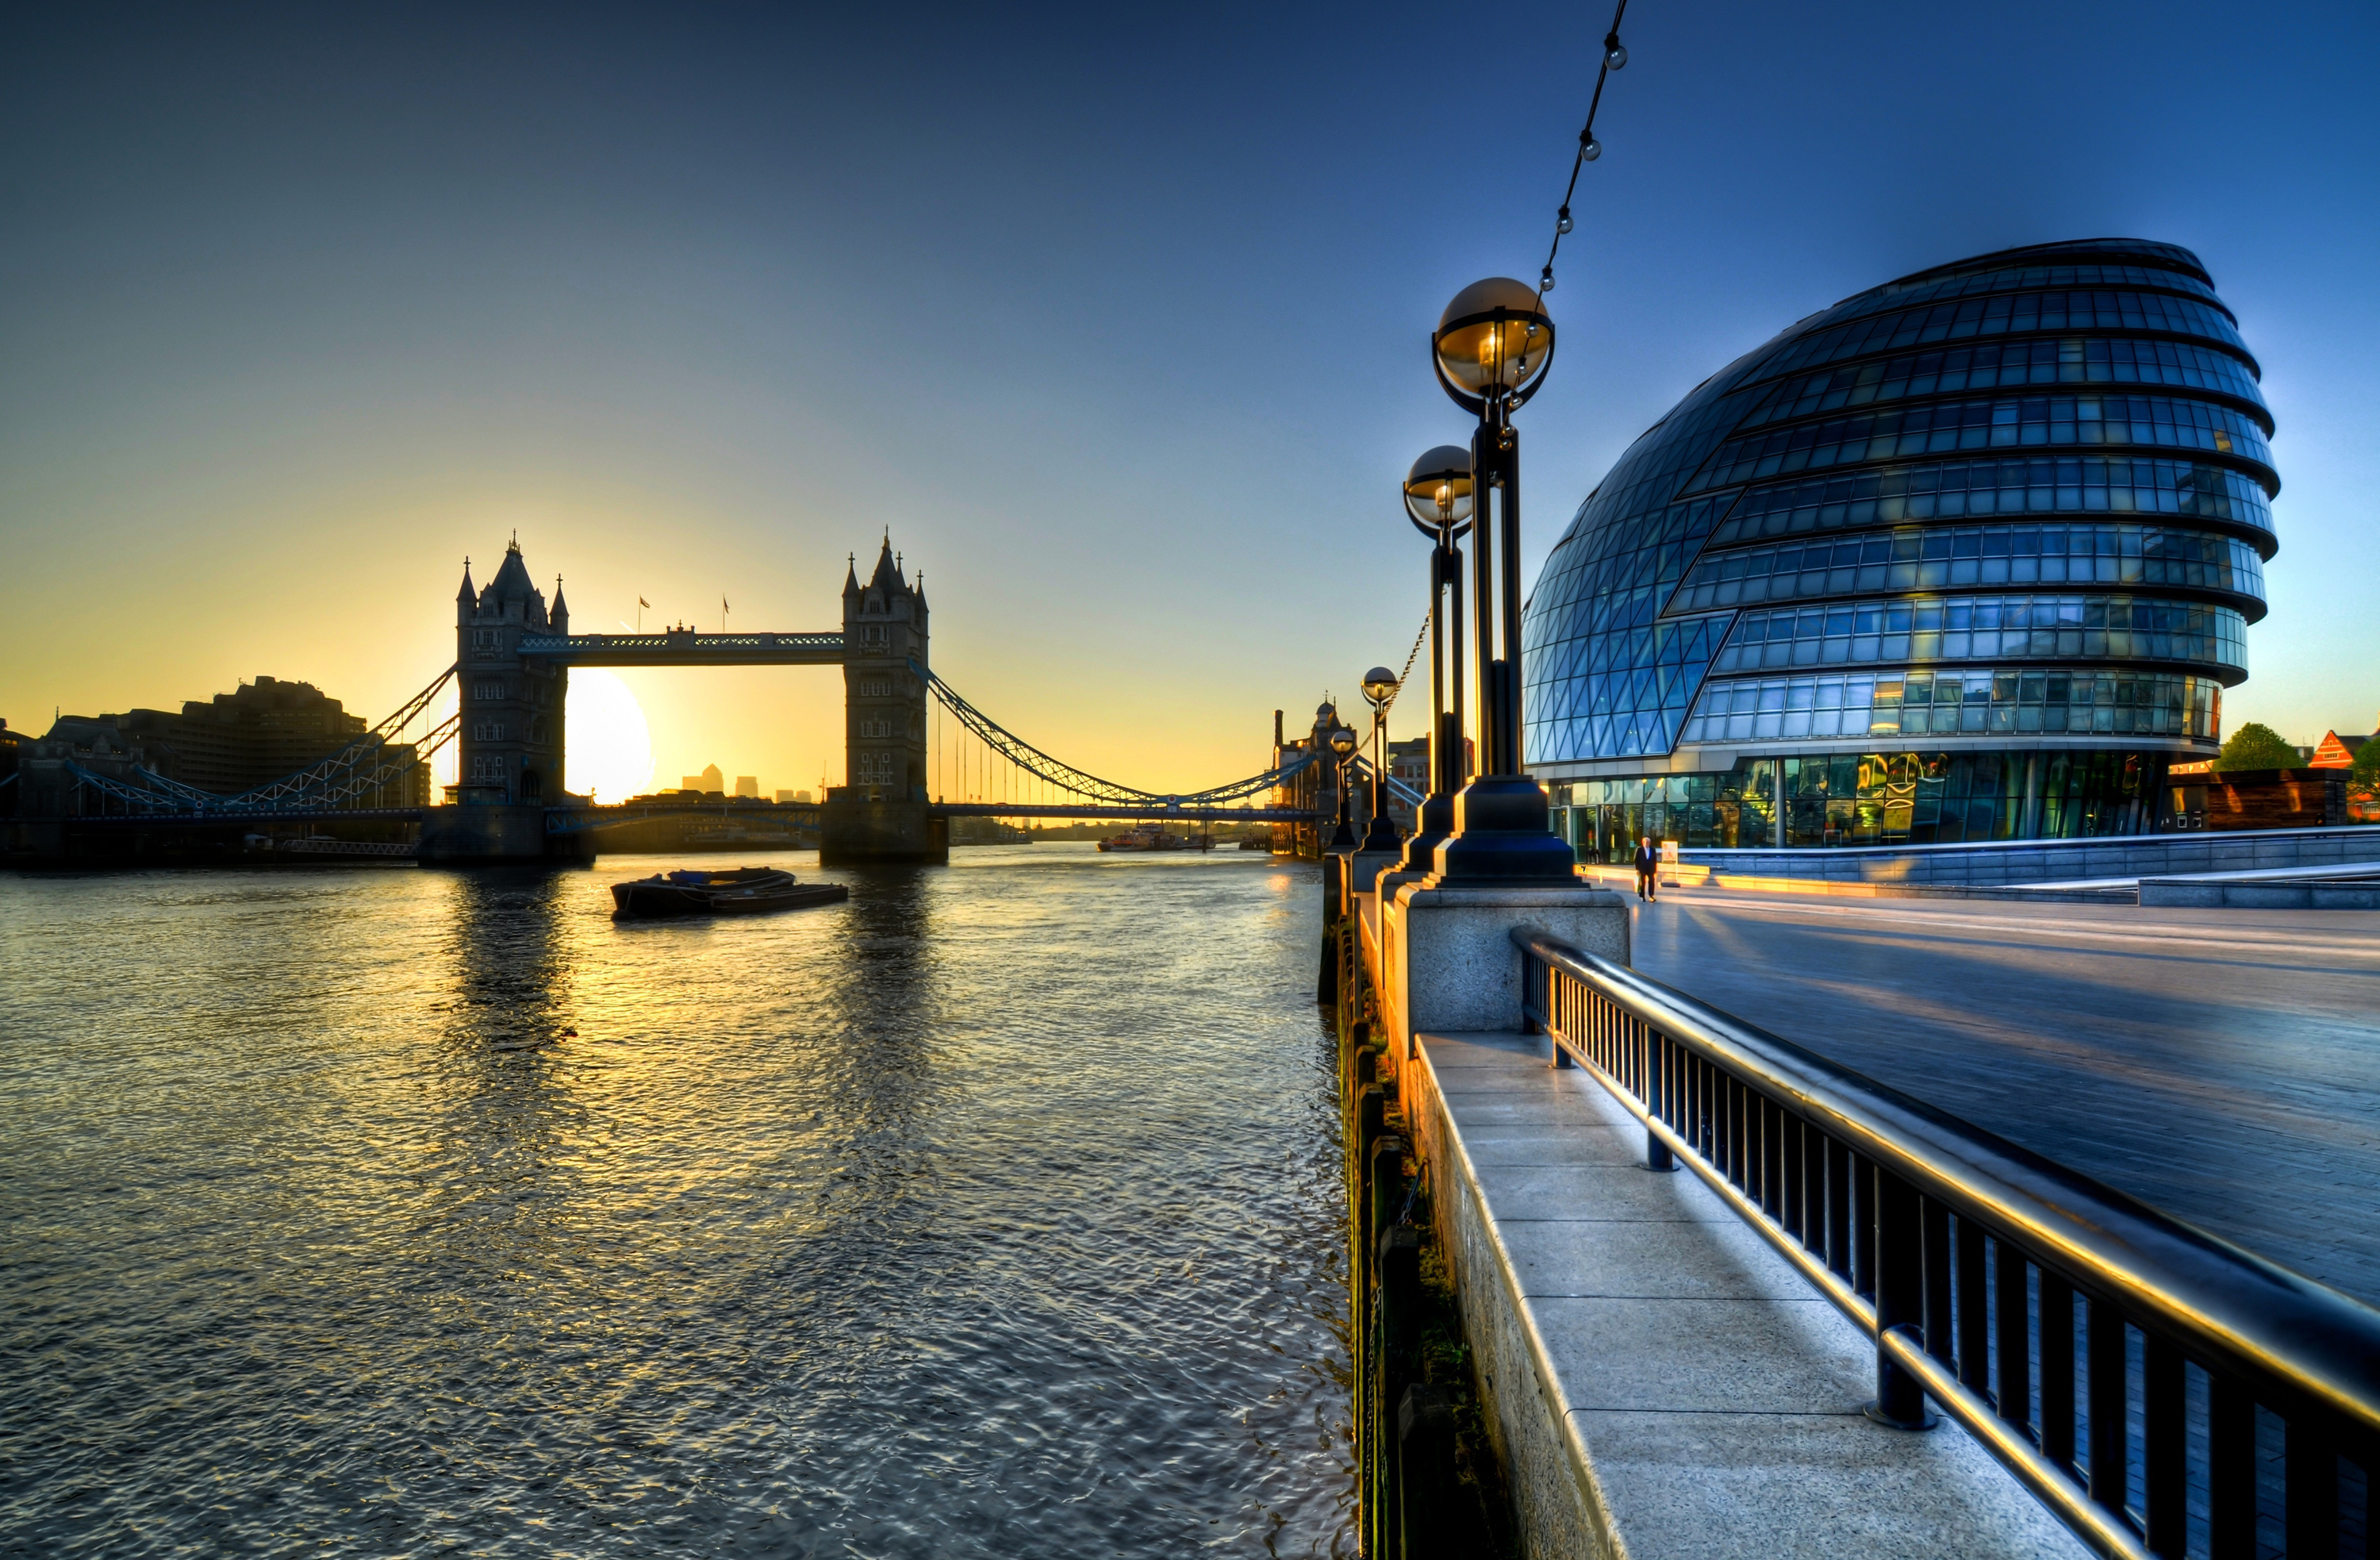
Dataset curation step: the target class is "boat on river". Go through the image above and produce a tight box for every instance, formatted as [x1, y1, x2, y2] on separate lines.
[610, 866, 848, 919]
[1097, 825, 1213, 853]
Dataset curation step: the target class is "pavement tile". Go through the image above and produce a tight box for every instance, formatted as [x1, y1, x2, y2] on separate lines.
[1567, 1409, 2088, 1558]
[1471, 1162, 1737, 1222]
[1498, 1215, 1812, 1302]
[1453, 1125, 1647, 1167]
[1528, 1296, 1868, 1413]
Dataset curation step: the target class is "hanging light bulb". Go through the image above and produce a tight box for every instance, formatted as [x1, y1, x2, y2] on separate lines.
[1580, 136, 1601, 162]
[1557, 205, 1574, 234]
[1605, 33, 1627, 69]
[1541, 267, 1557, 292]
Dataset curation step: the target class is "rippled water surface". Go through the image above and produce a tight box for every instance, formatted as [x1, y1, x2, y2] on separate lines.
[1, 847, 1350, 1555]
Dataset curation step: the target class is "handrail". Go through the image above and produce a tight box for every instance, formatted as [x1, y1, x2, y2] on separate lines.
[1510, 924, 2380, 1560]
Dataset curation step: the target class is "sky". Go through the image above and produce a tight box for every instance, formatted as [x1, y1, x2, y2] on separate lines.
[4, 1, 2374, 797]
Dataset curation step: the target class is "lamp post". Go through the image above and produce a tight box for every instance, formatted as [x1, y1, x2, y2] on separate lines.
[1426, 279, 1576, 883]
[1390, 445, 1473, 880]
[1359, 667, 1401, 851]
[1326, 723, 1361, 853]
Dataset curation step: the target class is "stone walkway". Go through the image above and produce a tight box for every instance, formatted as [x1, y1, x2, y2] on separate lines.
[1411, 1029, 2086, 1559]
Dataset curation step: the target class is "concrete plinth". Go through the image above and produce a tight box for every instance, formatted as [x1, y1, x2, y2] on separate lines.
[820, 796, 949, 866]
[418, 805, 589, 864]
[1349, 847, 1404, 901]
[1387, 882, 1629, 1052]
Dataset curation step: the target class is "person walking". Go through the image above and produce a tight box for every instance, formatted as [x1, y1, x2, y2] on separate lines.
[1634, 835, 1659, 901]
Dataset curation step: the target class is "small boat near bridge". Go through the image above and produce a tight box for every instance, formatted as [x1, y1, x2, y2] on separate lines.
[611, 866, 848, 919]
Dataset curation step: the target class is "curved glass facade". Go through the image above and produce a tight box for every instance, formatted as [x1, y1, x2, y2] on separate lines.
[1522, 238, 2275, 851]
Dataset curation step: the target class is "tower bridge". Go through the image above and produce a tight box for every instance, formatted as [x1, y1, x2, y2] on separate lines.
[22, 532, 1322, 863]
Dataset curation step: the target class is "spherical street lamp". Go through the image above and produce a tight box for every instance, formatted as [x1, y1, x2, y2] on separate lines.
[1326, 722, 1361, 853]
[1431, 278, 1556, 413]
[1426, 278, 1578, 885]
[1386, 445, 1478, 887]
[1403, 445, 1476, 536]
[1359, 667, 1400, 852]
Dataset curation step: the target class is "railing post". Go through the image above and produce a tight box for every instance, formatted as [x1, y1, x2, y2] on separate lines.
[1867, 1168, 1936, 1430]
[1645, 1022, 1676, 1171]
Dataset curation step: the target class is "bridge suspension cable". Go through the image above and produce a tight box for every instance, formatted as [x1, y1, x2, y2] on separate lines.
[914, 660, 1320, 810]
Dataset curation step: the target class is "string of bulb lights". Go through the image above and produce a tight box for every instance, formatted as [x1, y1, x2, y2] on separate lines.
[1537, 0, 1630, 302]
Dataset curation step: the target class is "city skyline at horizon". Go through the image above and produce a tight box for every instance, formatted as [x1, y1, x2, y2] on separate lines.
[6, 2, 2374, 795]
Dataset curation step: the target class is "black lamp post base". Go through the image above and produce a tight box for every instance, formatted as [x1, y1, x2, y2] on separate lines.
[1427, 775, 1578, 885]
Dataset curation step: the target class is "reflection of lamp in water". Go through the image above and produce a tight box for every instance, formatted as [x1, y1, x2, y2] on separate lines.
[1327, 724, 1360, 853]
[1359, 667, 1400, 852]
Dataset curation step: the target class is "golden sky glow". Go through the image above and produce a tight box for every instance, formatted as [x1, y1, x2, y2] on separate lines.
[5, 4, 2373, 774]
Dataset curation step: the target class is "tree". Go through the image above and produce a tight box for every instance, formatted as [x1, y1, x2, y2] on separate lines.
[2214, 721, 2301, 773]
[2352, 735, 2380, 791]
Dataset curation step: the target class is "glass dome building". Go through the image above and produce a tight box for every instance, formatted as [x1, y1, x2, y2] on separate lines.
[1522, 239, 2274, 860]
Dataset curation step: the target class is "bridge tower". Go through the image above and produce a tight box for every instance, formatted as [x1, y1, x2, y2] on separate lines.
[822, 534, 947, 865]
[452, 540, 569, 805]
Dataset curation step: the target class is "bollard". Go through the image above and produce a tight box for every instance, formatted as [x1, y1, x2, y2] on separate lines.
[1368, 1135, 1408, 1278]
[1319, 870, 1342, 1005]
[1397, 1384, 1461, 1557]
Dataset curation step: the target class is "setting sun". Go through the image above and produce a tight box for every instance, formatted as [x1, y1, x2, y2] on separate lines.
[566, 668, 654, 802]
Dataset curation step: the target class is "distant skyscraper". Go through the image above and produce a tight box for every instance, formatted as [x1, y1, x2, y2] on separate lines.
[1523, 239, 2272, 858]
[735, 775, 758, 798]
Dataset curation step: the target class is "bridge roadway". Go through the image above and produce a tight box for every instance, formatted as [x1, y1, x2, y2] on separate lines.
[1622, 888, 2380, 1306]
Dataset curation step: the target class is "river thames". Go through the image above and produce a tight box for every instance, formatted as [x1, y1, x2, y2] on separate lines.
[1, 846, 1352, 1556]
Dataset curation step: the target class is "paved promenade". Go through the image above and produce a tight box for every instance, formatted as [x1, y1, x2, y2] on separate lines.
[1622, 890, 2380, 1305]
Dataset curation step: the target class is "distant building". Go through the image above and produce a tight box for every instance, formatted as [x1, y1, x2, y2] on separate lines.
[17, 675, 426, 814]
[2309, 722, 2374, 770]
[678, 763, 725, 795]
[155, 676, 366, 793]
[777, 789, 812, 804]
[1384, 736, 1429, 832]
[735, 775, 759, 798]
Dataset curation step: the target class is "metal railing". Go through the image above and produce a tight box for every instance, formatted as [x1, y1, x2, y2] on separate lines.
[1511, 925, 2379, 1560]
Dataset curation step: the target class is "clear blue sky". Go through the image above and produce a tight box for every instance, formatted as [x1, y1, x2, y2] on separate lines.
[4, 1, 2373, 790]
